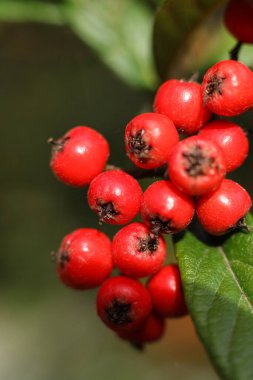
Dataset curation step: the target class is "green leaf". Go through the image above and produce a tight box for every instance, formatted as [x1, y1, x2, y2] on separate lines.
[176, 214, 253, 380]
[153, 0, 225, 80]
[0, 1, 65, 25]
[65, 0, 158, 89]
[0, 0, 158, 89]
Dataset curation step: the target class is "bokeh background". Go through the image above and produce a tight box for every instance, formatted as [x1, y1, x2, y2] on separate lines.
[1, 1, 253, 379]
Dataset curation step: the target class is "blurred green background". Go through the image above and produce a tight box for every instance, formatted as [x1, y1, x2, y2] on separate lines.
[1, 1, 253, 379]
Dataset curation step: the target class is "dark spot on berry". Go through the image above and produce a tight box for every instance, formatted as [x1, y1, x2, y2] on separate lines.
[128, 130, 151, 162]
[58, 250, 70, 269]
[48, 136, 70, 155]
[182, 144, 216, 177]
[235, 217, 250, 233]
[205, 74, 226, 98]
[137, 233, 159, 254]
[149, 215, 176, 234]
[177, 128, 184, 134]
[96, 200, 119, 224]
[105, 299, 132, 326]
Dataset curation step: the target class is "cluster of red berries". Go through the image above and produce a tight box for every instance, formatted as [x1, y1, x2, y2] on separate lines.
[48, 0, 253, 347]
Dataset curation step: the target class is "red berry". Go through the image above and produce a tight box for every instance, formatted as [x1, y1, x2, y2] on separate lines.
[154, 79, 212, 134]
[168, 136, 226, 196]
[147, 265, 188, 318]
[202, 60, 253, 116]
[224, 0, 253, 44]
[56, 228, 112, 289]
[199, 120, 249, 172]
[112, 222, 166, 278]
[87, 170, 142, 225]
[125, 112, 179, 169]
[49, 126, 109, 187]
[140, 180, 194, 234]
[96, 276, 152, 332]
[196, 179, 252, 235]
[117, 313, 165, 346]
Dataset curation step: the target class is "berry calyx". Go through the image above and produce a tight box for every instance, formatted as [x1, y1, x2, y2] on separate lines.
[154, 79, 212, 134]
[112, 222, 166, 278]
[49, 126, 109, 187]
[168, 136, 226, 196]
[140, 180, 194, 234]
[96, 276, 152, 332]
[56, 228, 112, 289]
[224, 0, 253, 44]
[196, 179, 252, 235]
[202, 60, 253, 116]
[147, 265, 188, 318]
[125, 112, 179, 169]
[199, 120, 249, 172]
[87, 170, 142, 225]
[117, 313, 165, 347]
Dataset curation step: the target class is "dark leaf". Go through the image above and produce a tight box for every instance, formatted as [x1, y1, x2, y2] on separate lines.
[153, 0, 225, 80]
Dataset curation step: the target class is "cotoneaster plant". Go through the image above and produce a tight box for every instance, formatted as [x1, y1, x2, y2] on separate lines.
[47, 0, 253, 379]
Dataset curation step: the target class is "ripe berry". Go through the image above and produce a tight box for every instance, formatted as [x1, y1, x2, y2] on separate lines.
[154, 79, 212, 134]
[112, 222, 166, 278]
[168, 136, 226, 196]
[224, 0, 253, 44]
[56, 228, 112, 289]
[125, 112, 179, 169]
[147, 265, 188, 318]
[196, 179, 252, 235]
[87, 170, 142, 225]
[96, 276, 152, 332]
[49, 126, 109, 187]
[202, 60, 253, 116]
[117, 313, 165, 346]
[199, 120, 249, 172]
[140, 180, 194, 234]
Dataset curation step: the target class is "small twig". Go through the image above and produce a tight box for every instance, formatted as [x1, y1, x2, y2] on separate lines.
[188, 72, 200, 83]
[124, 165, 168, 180]
[229, 41, 243, 61]
[50, 251, 56, 262]
[105, 163, 168, 180]
[105, 164, 121, 171]
[131, 342, 145, 351]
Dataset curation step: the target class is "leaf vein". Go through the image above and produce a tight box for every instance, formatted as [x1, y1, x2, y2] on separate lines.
[205, 272, 227, 320]
[218, 247, 253, 315]
[227, 295, 242, 365]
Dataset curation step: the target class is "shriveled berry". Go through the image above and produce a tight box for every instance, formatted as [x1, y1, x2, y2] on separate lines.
[49, 126, 109, 187]
[140, 180, 194, 234]
[96, 276, 152, 332]
[125, 112, 179, 169]
[117, 313, 165, 347]
[168, 136, 226, 196]
[224, 0, 253, 44]
[147, 265, 188, 318]
[196, 179, 252, 235]
[87, 170, 142, 225]
[56, 228, 112, 289]
[202, 60, 253, 116]
[154, 79, 212, 134]
[199, 120, 249, 172]
[112, 222, 166, 278]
